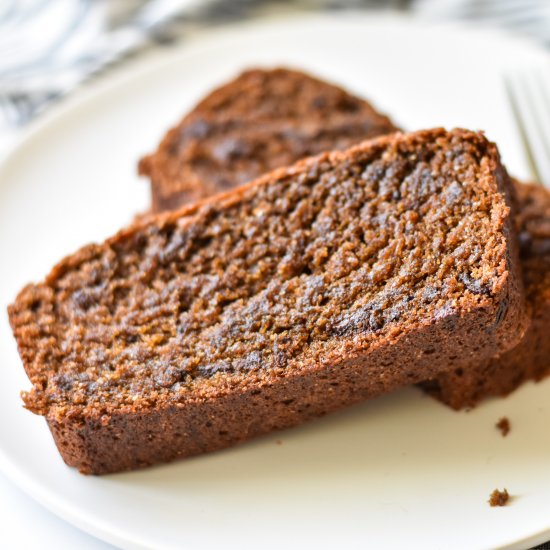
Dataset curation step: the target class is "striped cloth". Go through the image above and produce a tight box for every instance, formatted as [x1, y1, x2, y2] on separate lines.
[0, 0, 549, 129]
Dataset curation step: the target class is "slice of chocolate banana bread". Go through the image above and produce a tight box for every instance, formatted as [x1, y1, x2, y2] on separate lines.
[138, 67, 399, 212]
[422, 181, 550, 409]
[9, 129, 527, 474]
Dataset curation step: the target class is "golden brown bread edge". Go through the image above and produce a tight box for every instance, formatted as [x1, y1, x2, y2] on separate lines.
[10, 129, 528, 474]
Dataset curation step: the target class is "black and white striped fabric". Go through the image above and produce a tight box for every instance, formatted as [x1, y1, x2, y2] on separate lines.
[1, 0, 549, 129]
[413, 0, 550, 47]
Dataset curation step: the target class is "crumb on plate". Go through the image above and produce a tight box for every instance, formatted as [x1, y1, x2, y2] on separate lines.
[489, 488, 510, 507]
[496, 417, 511, 437]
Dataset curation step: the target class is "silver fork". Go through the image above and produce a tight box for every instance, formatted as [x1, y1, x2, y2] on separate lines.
[504, 67, 550, 188]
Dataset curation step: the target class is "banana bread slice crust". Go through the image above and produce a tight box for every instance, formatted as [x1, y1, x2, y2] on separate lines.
[10, 129, 527, 473]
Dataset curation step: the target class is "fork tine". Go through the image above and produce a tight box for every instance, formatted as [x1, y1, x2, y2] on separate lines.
[524, 68, 550, 189]
[504, 70, 550, 189]
[504, 74, 544, 185]
[532, 69, 550, 158]
[520, 71, 550, 168]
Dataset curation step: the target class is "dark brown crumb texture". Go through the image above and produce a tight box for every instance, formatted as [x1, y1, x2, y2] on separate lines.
[9, 129, 527, 474]
[422, 182, 550, 409]
[496, 417, 511, 437]
[138, 67, 399, 212]
[489, 488, 510, 507]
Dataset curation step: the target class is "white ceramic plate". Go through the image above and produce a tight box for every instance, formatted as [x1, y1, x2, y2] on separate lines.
[1, 13, 549, 550]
